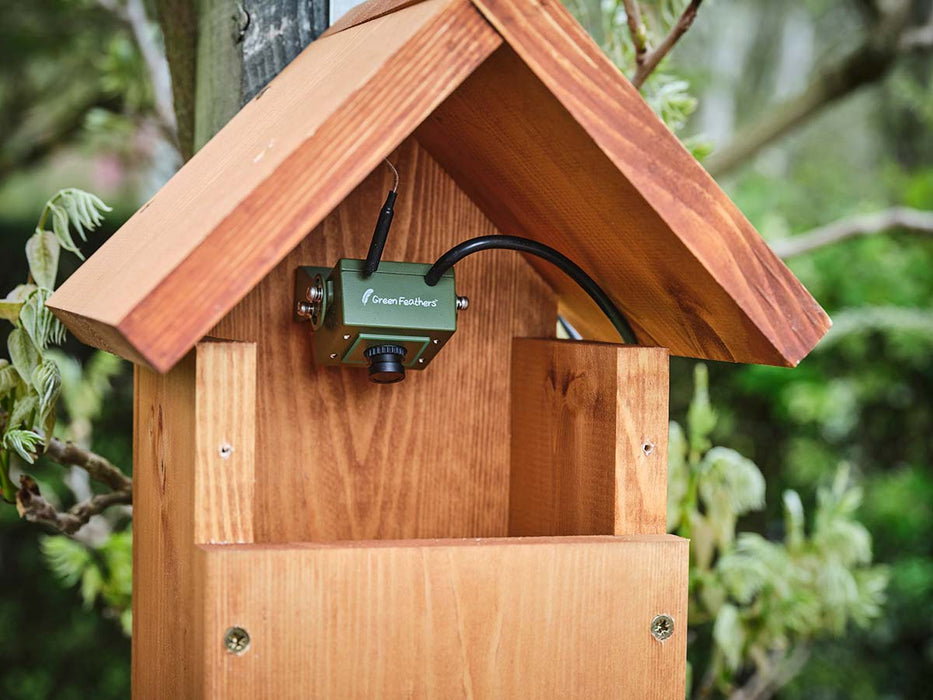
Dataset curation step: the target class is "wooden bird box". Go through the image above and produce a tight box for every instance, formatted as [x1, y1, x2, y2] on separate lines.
[47, 0, 830, 697]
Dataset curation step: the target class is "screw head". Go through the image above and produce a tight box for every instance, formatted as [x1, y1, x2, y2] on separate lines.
[306, 284, 324, 304]
[651, 614, 674, 642]
[224, 626, 250, 654]
[343, 334, 351, 340]
[418, 358, 425, 364]
[329, 353, 338, 360]
[219, 443, 233, 459]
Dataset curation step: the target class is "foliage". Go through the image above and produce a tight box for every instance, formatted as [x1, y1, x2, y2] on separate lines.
[41, 527, 133, 634]
[671, 366, 888, 698]
[0, 189, 110, 502]
[569, 0, 713, 156]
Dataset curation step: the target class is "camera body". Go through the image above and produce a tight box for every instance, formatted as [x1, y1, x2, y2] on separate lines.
[295, 259, 459, 381]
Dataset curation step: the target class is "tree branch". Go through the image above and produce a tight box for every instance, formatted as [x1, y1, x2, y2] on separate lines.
[96, 0, 179, 148]
[899, 20, 933, 51]
[44, 437, 132, 493]
[705, 3, 913, 178]
[16, 474, 131, 536]
[631, 0, 704, 89]
[729, 646, 810, 700]
[772, 206, 933, 258]
[153, 0, 198, 159]
[7, 436, 132, 535]
[622, 1, 648, 69]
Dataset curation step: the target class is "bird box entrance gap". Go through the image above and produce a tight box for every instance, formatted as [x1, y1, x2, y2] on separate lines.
[47, 0, 829, 697]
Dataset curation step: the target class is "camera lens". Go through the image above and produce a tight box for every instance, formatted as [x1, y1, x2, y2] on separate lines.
[364, 344, 408, 384]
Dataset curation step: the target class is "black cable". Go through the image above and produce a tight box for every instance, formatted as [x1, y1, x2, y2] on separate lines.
[363, 159, 400, 277]
[424, 235, 637, 344]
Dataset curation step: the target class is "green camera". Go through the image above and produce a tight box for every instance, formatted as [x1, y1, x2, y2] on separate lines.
[294, 259, 467, 383]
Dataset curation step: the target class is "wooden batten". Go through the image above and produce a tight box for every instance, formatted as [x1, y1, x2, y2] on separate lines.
[509, 340, 669, 537]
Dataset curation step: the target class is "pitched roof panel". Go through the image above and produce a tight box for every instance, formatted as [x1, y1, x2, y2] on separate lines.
[48, 0, 829, 371]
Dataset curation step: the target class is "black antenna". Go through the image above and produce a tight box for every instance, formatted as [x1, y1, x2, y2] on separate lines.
[363, 158, 399, 277]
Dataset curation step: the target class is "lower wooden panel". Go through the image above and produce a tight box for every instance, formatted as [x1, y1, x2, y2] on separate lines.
[199, 535, 688, 699]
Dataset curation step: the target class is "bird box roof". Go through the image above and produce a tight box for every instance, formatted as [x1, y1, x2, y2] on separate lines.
[47, 0, 830, 373]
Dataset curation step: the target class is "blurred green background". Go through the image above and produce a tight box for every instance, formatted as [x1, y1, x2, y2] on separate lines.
[0, 0, 930, 698]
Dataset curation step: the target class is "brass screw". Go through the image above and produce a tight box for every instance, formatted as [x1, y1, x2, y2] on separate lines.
[651, 614, 674, 642]
[224, 626, 251, 655]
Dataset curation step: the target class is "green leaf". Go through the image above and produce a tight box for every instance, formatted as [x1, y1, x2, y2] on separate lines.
[25, 230, 61, 290]
[783, 490, 806, 552]
[713, 603, 746, 672]
[7, 283, 38, 302]
[8, 328, 40, 384]
[0, 361, 20, 394]
[19, 288, 58, 350]
[3, 428, 42, 464]
[41, 535, 92, 586]
[50, 203, 82, 259]
[8, 395, 38, 433]
[0, 300, 24, 322]
[687, 364, 717, 458]
[81, 565, 105, 609]
[32, 360, 61, 428]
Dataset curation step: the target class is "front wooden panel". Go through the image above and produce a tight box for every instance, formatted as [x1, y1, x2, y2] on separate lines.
[211, 138, 557, 543]
[509, 341, 669, 537]
[200, 536, 688, 699]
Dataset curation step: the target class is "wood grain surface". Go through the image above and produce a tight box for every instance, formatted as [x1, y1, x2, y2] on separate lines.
[134, 339, 687, 698]
[210, 139, 556, 543]
[48, 0, 501, 372]
[200, 535, 688, 699]
[417, 40, 828, 366]
[133, 354, 203, 698]
[48, 0, 827, 372]
[194, 341, 257, 544]
[509, 340, 669, 536]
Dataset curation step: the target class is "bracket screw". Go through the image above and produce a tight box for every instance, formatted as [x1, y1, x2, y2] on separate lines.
[650, 614, 674, 642]
[456, 295, 470, 311]
[224, 626, 251, 654]
[306, 285, 324, 304]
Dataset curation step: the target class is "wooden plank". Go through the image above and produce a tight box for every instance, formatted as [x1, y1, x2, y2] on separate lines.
[417, 40, 829, 366]
[323, 0, 428, 36]
[210, 139, 557, 543]
[509, 340, 668, 537]
[467, 0, 830, 363]
[133, 355, 204, 698]
[200, 535, 688, 699]
[194, 341, 257, 544]
[134, 341, 258, 698]
[48, 0, 501, 373]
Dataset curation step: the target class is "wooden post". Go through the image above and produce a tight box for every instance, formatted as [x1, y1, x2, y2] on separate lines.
[133, 341, 257, 697]
[509, 339, 669, 536]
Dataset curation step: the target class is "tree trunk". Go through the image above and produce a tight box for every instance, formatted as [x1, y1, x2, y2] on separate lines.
[158, 0, 331, 155]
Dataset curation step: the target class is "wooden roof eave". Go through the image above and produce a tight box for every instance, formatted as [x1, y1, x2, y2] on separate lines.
[47, 0, 830, 372]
